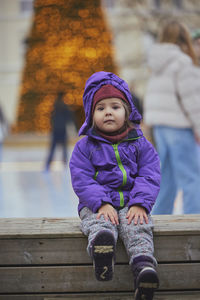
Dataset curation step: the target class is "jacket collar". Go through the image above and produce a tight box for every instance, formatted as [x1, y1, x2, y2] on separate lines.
[87, 126, 143, 144]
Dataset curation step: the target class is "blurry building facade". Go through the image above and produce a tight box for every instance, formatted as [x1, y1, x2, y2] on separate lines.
[0, 0, 33, 126]
[102, 0, 200, 98]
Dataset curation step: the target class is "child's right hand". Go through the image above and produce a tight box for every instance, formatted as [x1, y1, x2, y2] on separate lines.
[97, 204, 119, 225]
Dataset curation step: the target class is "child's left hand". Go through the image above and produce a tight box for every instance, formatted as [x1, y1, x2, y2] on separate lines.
[126, 205, 149, 225]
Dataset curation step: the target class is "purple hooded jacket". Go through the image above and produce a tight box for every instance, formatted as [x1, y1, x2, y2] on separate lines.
[70, 71, 160, 214]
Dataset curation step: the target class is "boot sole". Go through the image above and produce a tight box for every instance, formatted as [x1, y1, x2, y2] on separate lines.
[92, 230, 115, 281]
[134, 267, 159, 300]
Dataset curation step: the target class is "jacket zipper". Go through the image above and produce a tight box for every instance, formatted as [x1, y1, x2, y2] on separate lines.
[94, 171, 98, 180]
[112, 143, 127, 207]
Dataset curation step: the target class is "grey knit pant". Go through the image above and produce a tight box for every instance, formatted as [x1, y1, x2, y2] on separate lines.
[80, 206, 156, 265]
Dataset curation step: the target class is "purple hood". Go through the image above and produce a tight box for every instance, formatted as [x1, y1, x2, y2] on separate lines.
[79, 71, 142, 136]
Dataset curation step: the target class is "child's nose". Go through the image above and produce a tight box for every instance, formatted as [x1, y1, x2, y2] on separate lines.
[105, 107, 112, 114]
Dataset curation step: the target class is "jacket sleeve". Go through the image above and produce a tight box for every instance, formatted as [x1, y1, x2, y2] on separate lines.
[178, 64, 200, 137]
[128, 137, 161, 213]
[69, 139, 113, 213]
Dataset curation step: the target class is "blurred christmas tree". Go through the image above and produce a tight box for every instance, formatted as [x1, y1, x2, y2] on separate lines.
[15, 0, 117, 132]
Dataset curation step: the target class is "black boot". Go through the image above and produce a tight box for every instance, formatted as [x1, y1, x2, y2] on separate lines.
[91, 230, 115, 281]
[131, 255, 159, 300]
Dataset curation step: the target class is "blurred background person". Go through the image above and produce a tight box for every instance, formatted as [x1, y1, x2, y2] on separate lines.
[129, 83, 144, 118]
[192, 29, 200, 168]
[192, 28, 200, 65]
[0, 104, 8, 163]
[45, 92, 76, 171]
[143, 19, 200, 214]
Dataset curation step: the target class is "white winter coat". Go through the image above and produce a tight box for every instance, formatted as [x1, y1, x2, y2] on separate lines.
[144, 43, 200, 136]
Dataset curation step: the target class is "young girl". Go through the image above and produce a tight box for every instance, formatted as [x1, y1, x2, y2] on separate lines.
[70, 71, 160, 300]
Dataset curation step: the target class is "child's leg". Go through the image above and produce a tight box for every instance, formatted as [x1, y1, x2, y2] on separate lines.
[79, 207, 118, 281]
[118, 207, 155, 262]
[118, 207, 159, 300]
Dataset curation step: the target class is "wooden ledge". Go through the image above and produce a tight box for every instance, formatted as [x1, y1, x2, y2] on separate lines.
[0, 214, 199, 238]
[44, 291, 200, 300]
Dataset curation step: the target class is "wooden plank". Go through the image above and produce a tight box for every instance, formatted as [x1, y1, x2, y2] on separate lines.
[46, 293, 200, 300]
[0, 215, 199, 238]
[0, 292, 199, 300]
[0, 234, 200, 265]
[0, 218, 82, 238]
[44, 291, 200, 300]
[153, 214, 200, 235]
[0, 264, 199, 293]
[0, 238, 89, 265]
[154, 235, 200, 262]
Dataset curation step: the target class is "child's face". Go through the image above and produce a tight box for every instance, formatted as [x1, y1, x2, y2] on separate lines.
[93, 98, 126, 133]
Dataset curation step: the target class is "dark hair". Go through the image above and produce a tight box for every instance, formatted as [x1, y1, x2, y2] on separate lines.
[122, 101, 132, 128]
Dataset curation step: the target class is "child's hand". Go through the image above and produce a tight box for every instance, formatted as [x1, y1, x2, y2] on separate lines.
[126, 206, 149, 225]
[97, 204, 119, 225]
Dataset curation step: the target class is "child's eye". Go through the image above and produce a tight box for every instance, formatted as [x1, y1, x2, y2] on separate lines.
[97, 107, 104, 111]
[113, 106, 120, 110]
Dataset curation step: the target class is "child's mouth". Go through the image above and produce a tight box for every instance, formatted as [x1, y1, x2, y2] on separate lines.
[104, 120, 114, 123]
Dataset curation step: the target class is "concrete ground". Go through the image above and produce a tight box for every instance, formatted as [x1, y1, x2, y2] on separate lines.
[0, 134, 79, 218]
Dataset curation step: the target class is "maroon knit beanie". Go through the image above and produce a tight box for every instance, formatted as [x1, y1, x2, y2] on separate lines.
[92, 84, 129, 113]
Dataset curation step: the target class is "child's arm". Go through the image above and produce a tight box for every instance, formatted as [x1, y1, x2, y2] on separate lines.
[70, 139, 113, 213]
[128, 137, 161, 214]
